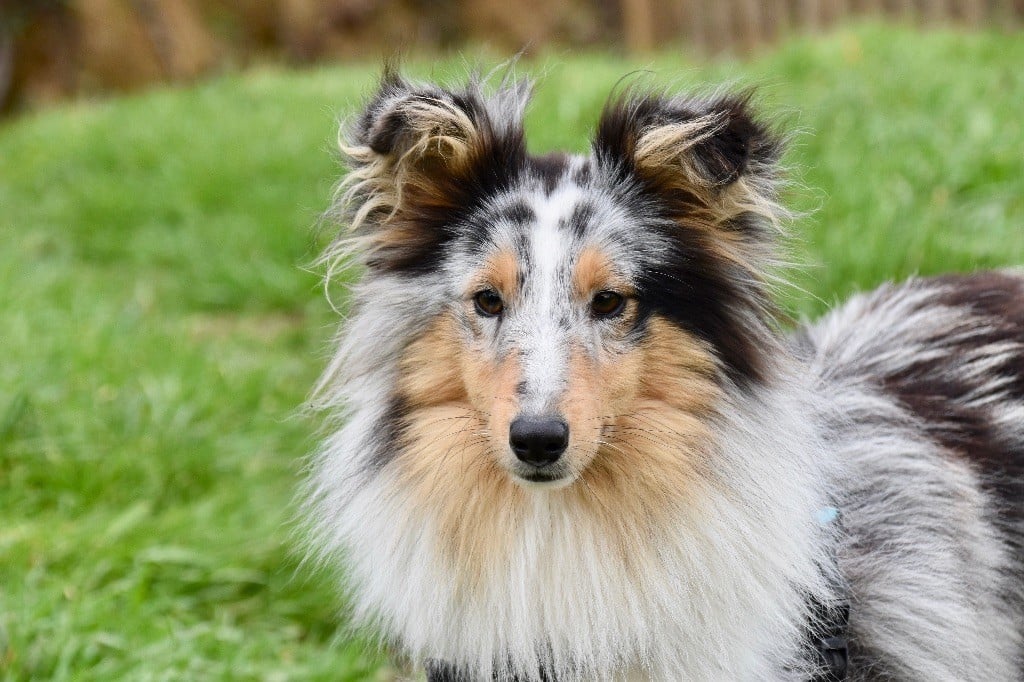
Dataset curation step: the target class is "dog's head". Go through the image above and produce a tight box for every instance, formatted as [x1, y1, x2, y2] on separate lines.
[322, 69, 786, 496]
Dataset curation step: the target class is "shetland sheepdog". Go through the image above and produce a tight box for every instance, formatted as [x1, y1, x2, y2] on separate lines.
[303, 69, 1024, 681]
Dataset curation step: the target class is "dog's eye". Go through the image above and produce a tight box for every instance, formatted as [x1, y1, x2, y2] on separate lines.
[590, 291, 625, 318]
[473, 289, 504, 317]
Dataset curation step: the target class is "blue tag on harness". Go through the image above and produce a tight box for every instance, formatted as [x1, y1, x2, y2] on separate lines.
[815, 506, 840, 526]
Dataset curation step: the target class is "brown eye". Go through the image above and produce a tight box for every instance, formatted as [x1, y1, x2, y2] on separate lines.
[473, 289, 504, 317]
[590, 291, 625, 318]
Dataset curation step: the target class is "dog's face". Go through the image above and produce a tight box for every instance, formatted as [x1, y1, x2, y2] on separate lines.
[330, 71, 784, 497]
[401, 183, 703, 490]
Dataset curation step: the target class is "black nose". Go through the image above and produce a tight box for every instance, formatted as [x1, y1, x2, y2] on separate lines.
[509, 416, 569, 467]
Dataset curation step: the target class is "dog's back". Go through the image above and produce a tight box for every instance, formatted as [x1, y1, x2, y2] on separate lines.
[798, 271, 1024, 679]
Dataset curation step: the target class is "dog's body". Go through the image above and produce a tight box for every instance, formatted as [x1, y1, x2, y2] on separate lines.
[305, 71, 1024, 681]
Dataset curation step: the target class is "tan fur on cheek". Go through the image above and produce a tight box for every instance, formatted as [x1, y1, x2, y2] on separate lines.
[568, 317, 722, 524]
[395, 403, 526, 589]
[560, 344, 642, 473]
[393, 312, 527, 588]
[460, 347, 521, 459]
[396, 310, 523, 471]
[637, 317, 720, 414]
[397, 314, 466, 406]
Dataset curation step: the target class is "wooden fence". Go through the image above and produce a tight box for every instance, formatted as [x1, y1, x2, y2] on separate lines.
[2, 0, 1023, 115]
[621, 0, 1024, 53]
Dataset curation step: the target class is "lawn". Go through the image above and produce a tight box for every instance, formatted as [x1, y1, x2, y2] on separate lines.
[1, 23, 1023, 681]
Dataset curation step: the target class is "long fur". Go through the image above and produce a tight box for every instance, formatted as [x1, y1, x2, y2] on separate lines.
[303, 71, 1024, 681]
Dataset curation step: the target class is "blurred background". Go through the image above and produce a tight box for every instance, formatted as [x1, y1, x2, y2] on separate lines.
[3, 0, 1023, 115]
[2, 2, 1023, 681]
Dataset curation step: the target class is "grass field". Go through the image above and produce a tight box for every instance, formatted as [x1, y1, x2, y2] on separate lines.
[2, 23, 1023, 681]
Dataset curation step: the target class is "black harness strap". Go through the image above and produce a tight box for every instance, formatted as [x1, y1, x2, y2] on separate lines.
[807, 505, 850, 682]
[426, 661, 472, 682]
[807, 596, 850, 681]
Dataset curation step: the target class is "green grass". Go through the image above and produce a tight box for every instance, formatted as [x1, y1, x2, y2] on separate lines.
[2, 23, 1023, 681]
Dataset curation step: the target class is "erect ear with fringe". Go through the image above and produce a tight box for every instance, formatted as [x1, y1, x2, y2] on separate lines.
[334, 69, 531, 272]
[592, 90, 786, 240]
[594, 91, 788, 387]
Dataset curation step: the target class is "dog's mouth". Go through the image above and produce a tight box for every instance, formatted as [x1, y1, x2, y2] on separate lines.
[510, 463, 575, 489]
[521, 471, 561, 483]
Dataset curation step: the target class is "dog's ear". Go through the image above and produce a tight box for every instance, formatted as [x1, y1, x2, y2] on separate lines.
[337, 68, 530, 242]
[593, 90, 785, 240]
[593, 91, 788, 386]
[352, 70, 485, 179]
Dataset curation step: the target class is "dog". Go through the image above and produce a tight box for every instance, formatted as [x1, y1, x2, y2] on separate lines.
[303, 69, 1024, 681]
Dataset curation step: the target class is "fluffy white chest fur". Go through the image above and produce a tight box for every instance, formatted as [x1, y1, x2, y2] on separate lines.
[312, 378, 837, 680]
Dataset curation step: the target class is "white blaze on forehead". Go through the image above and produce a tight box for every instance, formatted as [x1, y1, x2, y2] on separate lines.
[518, 185, 582, 415]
